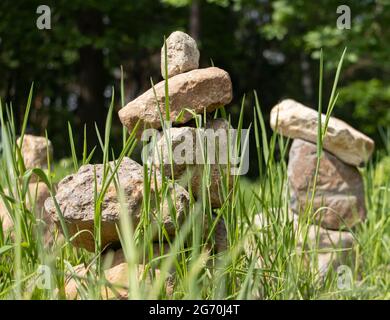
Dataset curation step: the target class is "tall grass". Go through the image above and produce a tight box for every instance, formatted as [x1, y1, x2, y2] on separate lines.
[0, 49, 389, 300]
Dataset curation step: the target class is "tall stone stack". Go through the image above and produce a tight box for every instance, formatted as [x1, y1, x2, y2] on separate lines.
[119, 31, 233, 137]
[270, 99, 375, 274]
[44, 31, 232, 298]
[119, 31, 234, 225]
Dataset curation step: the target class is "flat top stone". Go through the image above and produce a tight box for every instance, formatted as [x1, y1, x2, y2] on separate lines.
[119, 67, 232, 137]
[161, 31, 200, 79]
[270, 99, 375, 167]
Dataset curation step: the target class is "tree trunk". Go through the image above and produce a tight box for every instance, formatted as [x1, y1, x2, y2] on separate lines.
[300, 53, 313, 103]
[189, 0, 200, 41]
[76, 10, 107, 155]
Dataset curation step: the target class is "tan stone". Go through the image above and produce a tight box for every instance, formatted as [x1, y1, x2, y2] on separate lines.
[17, 134, 53, 182]
[0, 200, 13, 233]
[288, 139, 366, 229]
[119, 67, 233, 137]
[63, 214, 227, 299]
[291, 213, 355, 275]
[0, 182, 52, 237]
[64, 261, 172, 300]
[291, 216, 354, 251]
[102, 245, 173, 269]
[270, 99, 374, 166]
[161, 31, 200, 79]
[44, 157, 190, 252]
[150, 119, 234, 208]
[64, 245, 173, 299]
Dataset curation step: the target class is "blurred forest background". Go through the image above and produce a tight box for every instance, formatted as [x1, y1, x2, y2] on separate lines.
[0, 0, 389, 178]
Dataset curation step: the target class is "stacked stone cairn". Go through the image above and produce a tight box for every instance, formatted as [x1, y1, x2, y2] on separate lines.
[269, 99, 375, 275]
[118, 31, 234, 209]
[0, 134, 53, 244]
[44, 31, 233, 299]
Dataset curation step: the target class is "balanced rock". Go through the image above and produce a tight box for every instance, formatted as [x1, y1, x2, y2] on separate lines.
[270, 99, 374, 167]
[161, 31, 200, 79]
[288, 139, 366, 229]
[150, 119, 233, 208]
[17, 135, 53, 181]
[119, 67, 233, 137]
[44, 157, 190, 252]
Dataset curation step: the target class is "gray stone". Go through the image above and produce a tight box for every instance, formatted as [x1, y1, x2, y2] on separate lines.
[0, 182, 52, 240]
[64, 261, 173, 300]
[44, 157, 190, 252]
[17, 134, 53, 182]
[288, 139, 366, 230]
[150, 119, 233, 208]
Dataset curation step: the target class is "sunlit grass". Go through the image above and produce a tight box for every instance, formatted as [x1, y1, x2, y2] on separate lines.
[0, 48, 389, 300]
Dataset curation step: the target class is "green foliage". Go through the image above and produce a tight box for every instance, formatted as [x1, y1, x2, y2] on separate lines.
[375, 156, 390, 186]
[1, 48, 389, 300]
[162, 0, 231, 7]
[162, 0, 192, 6]
[338, 80, 390, 135]
[0, 0, 388, 167]
[259, 0, 390, 156]
[1, 89, 390, 300]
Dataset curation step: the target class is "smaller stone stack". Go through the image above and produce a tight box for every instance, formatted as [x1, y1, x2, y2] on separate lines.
[0, 134, 53, 243]
[270, 99, 375, 274]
